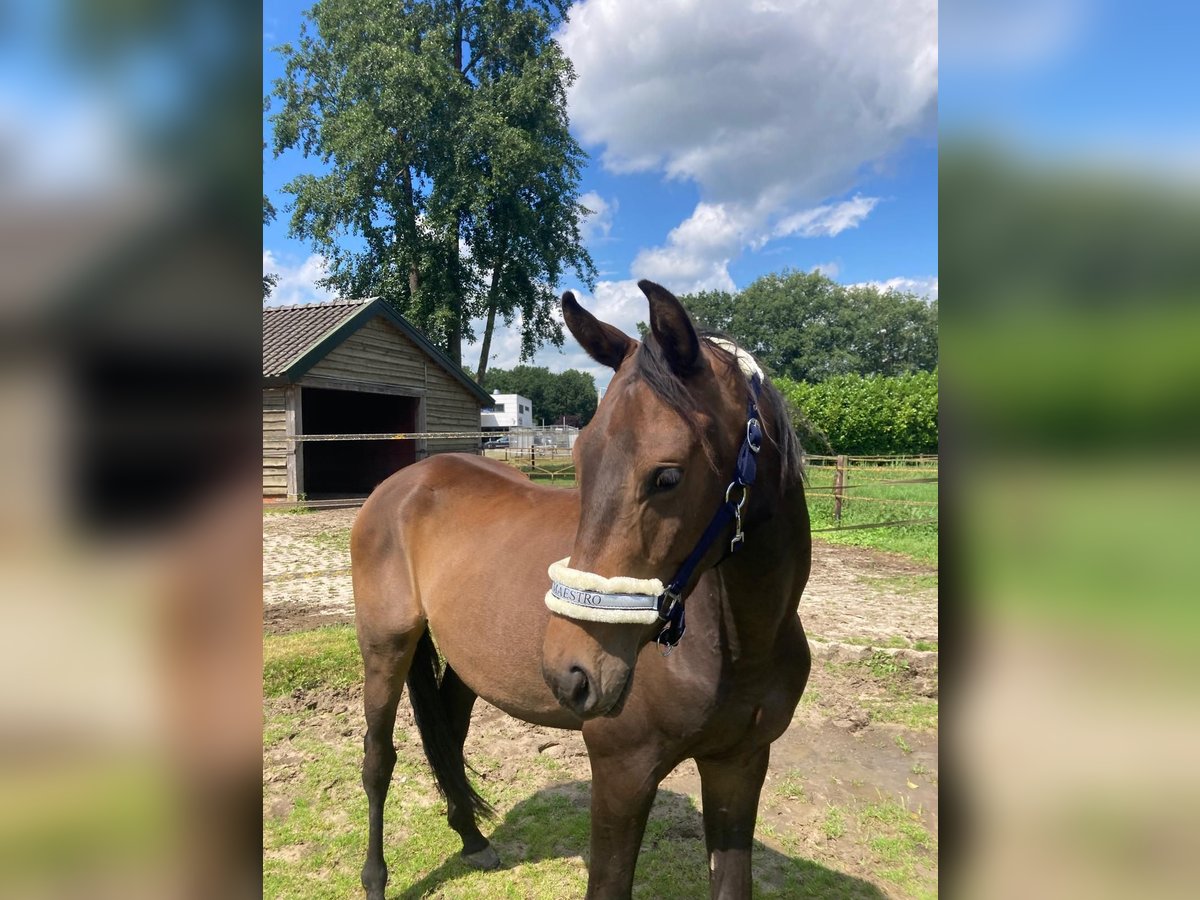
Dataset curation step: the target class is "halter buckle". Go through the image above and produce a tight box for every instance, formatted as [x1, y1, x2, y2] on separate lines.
[746, 416, 762, 454]
[658, 588, 682, 621]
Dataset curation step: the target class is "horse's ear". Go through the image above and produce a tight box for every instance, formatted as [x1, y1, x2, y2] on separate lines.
[562, 291, 637, 371]
[640, 280, 700, 375]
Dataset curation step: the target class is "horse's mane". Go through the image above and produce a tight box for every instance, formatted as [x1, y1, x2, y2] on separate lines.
[634, 331, 803, 491]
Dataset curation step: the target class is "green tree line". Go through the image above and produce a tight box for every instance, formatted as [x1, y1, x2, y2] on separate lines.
[485, 365, 598, 427]
[670, 269, 937, 383]
[776, 370, 938, 457]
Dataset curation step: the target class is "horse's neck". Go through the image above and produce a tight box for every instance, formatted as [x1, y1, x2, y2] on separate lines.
[711, 478, 810, 663]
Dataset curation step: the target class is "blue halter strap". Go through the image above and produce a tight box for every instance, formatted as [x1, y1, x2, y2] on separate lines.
[656, 372, 763, 650]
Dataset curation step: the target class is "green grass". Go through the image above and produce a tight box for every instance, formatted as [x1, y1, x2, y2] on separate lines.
[894, 735, 913, 755]
[858, 573, 939, 592]
[821, 805, 846, 840]
[263, 626, 894, 899]
[311, 528, 352, 552]
[264, 625, 362, 697]
[775, 772, 808, 803]
[837, 635, 913, 650]
[804, 461, 938, 564]
[857, 797, 936, 899]
[842, 651, 940, 732]
[264, 505, 318, 515]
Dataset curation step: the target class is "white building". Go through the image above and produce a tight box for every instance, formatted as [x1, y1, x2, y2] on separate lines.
[481, 393, 534, 429]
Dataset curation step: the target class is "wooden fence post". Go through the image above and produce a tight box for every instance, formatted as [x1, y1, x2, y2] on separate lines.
[833, 455, 847, 525]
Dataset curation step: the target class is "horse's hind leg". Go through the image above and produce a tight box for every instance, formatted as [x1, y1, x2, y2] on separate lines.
[440, 666, 500, 869]
[359, 630, 421, 900]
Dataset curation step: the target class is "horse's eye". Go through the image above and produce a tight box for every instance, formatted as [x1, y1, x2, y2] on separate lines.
[653, 467, 684, 492]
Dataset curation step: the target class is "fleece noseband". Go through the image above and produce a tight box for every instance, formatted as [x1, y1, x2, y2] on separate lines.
[545, 343, 764, 649]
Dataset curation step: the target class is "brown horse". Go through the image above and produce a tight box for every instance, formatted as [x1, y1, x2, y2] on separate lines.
[351, 280, 811, 899]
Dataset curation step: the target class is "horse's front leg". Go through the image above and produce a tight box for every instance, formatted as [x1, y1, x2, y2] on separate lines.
[696, 745, 771, 899]
[584, 745, 662, 899]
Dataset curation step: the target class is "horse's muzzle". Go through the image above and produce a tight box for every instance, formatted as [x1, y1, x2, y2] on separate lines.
[543, 661, 597, 718]
[542, 654, 632, 719]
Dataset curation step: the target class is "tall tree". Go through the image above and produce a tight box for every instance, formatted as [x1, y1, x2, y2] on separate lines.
[270, 0, 595, 372]
[672, 270, 937, 382]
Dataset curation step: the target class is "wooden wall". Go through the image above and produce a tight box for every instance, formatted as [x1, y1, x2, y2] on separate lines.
[262, 314, 484, 498]
[262, 386, 288, 498]
[304, 317, 481, 454]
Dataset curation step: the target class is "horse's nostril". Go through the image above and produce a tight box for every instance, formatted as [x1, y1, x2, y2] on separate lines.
[568, 665, 590, 706]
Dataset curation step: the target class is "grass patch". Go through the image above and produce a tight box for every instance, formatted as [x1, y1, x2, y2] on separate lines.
[804, 461, 937, 565]
[858, 797, 936, 899]
[263, 625, 361, 697]
[262, 625, 897, 899]
[866, 699, 939, 731]
[845, 651, 940, 732]
[912, 640, 938, 652]
[858, 573, 939, 592]
[894, 735, 913, 755]
[864, 650, 908, 680]
[775, 772, 808, 803]
[264, 505, 318, 516]
[311, 528, 352, 552]
[839, 635, 912, 649]
[822, 805, 846, 840]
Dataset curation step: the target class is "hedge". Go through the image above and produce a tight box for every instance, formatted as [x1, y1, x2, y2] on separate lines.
[775, 370, 938, 457]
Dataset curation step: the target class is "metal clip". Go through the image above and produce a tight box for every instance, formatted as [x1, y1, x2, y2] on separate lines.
[725, 481, 748, 511]
[730, 503, 745, 552]
[746, 416, 762, 453]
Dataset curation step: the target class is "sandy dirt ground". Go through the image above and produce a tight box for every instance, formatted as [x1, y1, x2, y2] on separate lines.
[264, 507, 939, 896]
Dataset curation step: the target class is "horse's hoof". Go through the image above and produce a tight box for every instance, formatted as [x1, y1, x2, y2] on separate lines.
[461, 844, 501, 870]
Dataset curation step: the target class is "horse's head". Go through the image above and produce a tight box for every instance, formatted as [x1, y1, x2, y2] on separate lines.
[541, 280, 776, 719]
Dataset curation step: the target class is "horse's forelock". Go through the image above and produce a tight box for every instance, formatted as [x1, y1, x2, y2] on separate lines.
[632, 333, 802, 489]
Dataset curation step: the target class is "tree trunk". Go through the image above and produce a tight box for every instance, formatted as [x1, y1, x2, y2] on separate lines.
[475, 264, 503, 384]
[396, 147, 421, 304]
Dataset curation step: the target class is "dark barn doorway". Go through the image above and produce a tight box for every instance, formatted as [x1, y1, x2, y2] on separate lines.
[301, 387, 419, 498]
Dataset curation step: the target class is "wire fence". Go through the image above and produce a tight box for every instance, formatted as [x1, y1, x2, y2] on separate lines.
[269, 431, 938, 534]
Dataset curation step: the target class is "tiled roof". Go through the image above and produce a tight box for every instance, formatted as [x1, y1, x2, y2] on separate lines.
[261, 298, 492, 405]
[262, 299, 370, 376]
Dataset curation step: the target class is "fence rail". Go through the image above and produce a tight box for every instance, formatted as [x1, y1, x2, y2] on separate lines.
[267, 429, 937, 534]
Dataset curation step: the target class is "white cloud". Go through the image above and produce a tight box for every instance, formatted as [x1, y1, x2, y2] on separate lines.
[631, 203, 748, 293]
[579, 191, 617, 242]
[852, 275, 938, 300]
[262, 249, 337, 307]
[560, 0, 933, 292]
[811, 261, 840, 278]
[774, 196, 880, 239]
[629, 195, 877, 295]
[465, 279, 649, 393]
[561, 0, 936, 205]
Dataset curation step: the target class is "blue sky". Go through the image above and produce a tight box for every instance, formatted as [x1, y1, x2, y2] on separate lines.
[263, 0, 938, 390]
[940, 1, 1200, 161]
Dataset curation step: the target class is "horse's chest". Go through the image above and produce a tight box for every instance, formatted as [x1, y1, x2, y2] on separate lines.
[696, 646, 810, 755]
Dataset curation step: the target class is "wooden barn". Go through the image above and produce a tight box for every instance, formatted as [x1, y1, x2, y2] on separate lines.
[263, 299, 491, 501]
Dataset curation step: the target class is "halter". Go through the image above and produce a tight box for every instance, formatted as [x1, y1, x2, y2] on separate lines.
[544, 343, 764, 651]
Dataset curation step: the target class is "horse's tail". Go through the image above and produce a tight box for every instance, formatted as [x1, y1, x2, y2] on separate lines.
[405, 629, 495, 820]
